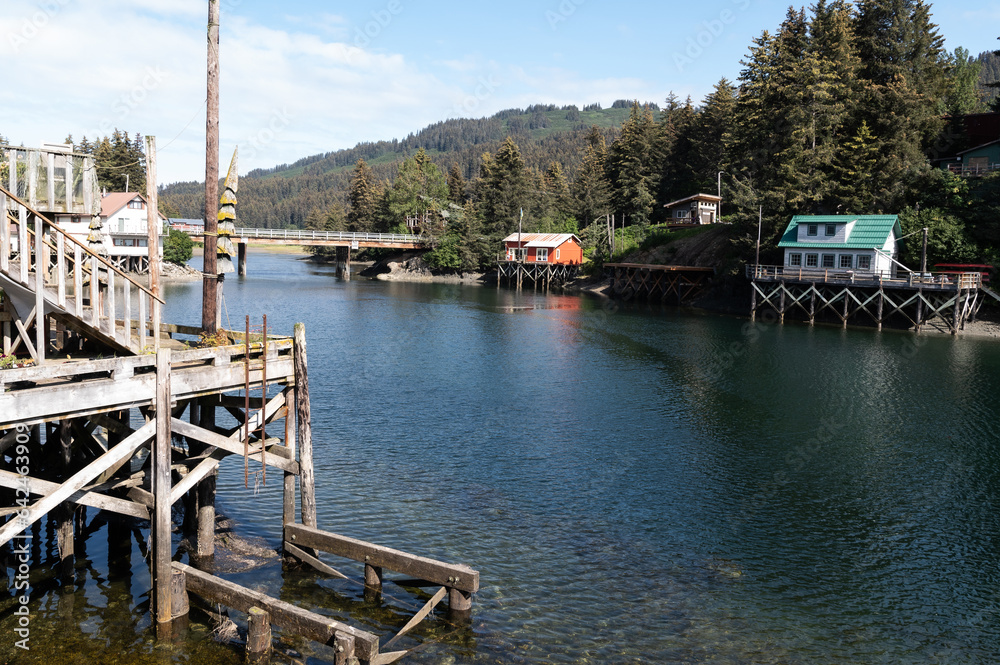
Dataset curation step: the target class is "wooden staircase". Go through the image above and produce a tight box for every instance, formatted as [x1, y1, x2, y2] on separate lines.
[1, 185, 163, 362]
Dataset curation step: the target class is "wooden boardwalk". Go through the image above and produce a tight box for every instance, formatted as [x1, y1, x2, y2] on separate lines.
[748, 264, 986, 333]
[605, 263, 715, 304]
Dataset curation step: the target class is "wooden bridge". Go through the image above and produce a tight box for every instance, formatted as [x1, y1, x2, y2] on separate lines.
[188, 228, 428, 278]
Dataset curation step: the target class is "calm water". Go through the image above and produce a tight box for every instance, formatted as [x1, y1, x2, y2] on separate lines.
[4, 249, 1000, 664]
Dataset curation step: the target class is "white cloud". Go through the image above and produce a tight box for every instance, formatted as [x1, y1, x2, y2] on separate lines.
[0, 1, 673, 185]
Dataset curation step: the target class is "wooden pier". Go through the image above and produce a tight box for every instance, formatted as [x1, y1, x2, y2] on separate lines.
[497, 260, 579, 289]
[747, 265, 996, 333]
[605, 263, 715, 304]
[2, 191, 479, 663]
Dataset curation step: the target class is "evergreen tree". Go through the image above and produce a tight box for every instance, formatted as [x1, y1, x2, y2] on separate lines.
[347, 159, 379, 232]
[945, 47, 986, 115]
[91, 129, 147, 192]
[657, 93, 698, 206]
[447, 164, 467, 203]
[606, 103, 660, 229]
[687, 79, 737, 197]
[571, 127, 611, 227]
[853, 0, 948, 206]
[385, 148, 449, 233]
[475, 137, 528, 239]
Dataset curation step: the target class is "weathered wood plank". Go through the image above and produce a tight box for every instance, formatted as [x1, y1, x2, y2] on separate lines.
[283, 541, 348, 579]
[0, 469, 149, 519]
[284, 524, 480, 594]
[0, 419, 156, 546]
[175, 562, 380, 661]
[382, 586, 447, 651]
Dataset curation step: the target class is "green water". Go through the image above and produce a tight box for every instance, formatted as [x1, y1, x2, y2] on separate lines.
[4, 252, 1000, 664]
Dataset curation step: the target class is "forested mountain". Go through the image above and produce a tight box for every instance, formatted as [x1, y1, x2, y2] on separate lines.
[979, 48, 1000, 108]
[159, 1, 1000, 275]
[160, 104, 646, 228]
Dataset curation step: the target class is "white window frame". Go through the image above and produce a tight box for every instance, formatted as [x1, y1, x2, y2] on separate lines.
[555, 248, 561, 261]
[536, 248, 549, 263]
[789, 253, 802, 267]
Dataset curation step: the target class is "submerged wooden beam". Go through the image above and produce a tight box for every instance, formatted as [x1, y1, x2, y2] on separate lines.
[175, 562, 380, 661]
[284, 523, 480, 594]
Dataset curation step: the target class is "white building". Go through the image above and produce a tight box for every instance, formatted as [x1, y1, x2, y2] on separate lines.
[57, 193, 167, 273]
[777, 215, 902, 275]
[663, 193, 722, 224]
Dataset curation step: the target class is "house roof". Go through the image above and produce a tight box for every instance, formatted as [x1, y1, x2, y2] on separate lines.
[777, 215, 902, 250]
[100, 192, 168, 221]
[957, 138, 1000, 156]
[501, 233, 580, 248]
[663, 193, 722, 208]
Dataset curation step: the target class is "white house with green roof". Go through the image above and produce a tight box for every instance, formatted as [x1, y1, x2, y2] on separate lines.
[777, 215, 902, 276]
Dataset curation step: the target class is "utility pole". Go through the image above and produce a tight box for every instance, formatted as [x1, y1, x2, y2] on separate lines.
[920, 227, 928, 276]
[755, 206, 762, 277]
[202, 0, 220, 333]
[717, 170, 725, 223]
[145, 135, 161, 297]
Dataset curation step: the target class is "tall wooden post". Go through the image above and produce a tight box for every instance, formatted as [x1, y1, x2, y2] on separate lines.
[202, 0, 220, 333]
[145, 136, 161, 294]
[237, 241, 247, 277]
[282, 387, 297, 533]
[293, 323, 316, 529]
[197, 400, 216, 557]
[55, 420, 74, 580]
[154, 349, 173, 624]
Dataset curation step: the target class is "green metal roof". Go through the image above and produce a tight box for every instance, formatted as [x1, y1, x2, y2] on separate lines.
[777, 215, 902, 250]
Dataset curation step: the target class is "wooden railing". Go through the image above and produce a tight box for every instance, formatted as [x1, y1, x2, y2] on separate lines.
[947, 163, 1000, 177]
[229, 227, 427, 245]
[1, 185, 164, 360]
[747, 264, 982, 289]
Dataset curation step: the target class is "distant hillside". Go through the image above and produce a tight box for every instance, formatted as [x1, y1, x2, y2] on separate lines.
[162, 102, 654, 228]
[978, 49, 1000, 107]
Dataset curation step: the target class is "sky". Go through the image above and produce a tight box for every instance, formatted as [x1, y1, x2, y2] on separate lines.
[2, 0, 998, 185]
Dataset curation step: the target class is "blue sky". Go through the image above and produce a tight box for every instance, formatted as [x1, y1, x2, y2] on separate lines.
[2, 0, 998, 184]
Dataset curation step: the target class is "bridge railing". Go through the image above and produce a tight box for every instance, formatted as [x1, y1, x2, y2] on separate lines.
[747, 264, 982, 289]
[232, 228, 424, 244]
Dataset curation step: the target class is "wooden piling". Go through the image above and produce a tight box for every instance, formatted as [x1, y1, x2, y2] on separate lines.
[171, 569, 190, 618]
[246, 607, 272, 665]
[334, 632, 356, 665]
[449, 588, 472, 613]
[154, 349, 173, 624]
[197, 400, 216, 558]
[237, 241, 247, 277]
[876, 287, 884, 331]
[364, 563, 383, 591]
[293, 323, 316, 528]
[282, 387, 297, 540]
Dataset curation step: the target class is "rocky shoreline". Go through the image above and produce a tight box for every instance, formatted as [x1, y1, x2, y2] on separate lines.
[359, 252, 485, 284]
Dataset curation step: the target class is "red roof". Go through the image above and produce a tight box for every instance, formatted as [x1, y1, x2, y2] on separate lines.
[100, 192, 168, 221]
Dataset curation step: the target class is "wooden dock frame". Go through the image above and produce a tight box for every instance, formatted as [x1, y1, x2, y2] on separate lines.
[0, 322, 479, 664]
[747, 265, 985, 333]
[496, 261, 578, 290]
[605, 263, 715, 304]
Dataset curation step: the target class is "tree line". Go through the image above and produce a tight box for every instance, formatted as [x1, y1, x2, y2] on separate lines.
[154, 0, 1000, 274]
